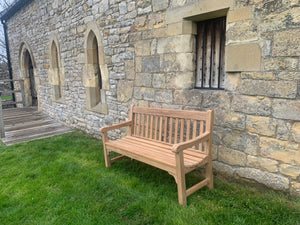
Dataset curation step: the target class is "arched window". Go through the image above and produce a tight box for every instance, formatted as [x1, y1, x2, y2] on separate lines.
[83, 24, 109, 114]
[86, 31, 101, 107]
[50, 41, 61, 99]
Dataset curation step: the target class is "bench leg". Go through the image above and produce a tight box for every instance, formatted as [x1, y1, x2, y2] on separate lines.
[175, 152, 187, 206]
[103, 147, 111, 168]
[206, 160, 213, 189]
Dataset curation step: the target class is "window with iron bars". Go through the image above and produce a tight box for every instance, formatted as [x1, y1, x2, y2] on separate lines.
[195, 17, 226, 89]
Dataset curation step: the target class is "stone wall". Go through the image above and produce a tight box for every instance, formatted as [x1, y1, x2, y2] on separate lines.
[5, 0, 300, 196]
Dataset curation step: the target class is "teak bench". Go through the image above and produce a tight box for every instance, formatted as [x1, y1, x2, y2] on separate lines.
[100, 106, 214, 206]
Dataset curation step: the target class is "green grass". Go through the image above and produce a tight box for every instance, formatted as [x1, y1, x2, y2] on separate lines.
[0, 131, 299, 225]
[1, 95, 13, 101]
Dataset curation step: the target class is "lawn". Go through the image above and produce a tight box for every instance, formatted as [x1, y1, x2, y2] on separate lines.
[1, 95, 13, 101]
[0, 131, 299, 225]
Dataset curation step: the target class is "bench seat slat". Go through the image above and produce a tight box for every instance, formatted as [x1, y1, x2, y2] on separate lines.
[106, 136, 208, 169]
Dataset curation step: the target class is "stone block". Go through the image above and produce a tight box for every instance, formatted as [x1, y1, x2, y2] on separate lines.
[272, 99, 300, 120]
[236, 168, 289, 190]
[222, 113, 246, 130]
[176, 53, 194, 72]
[224, 72, 241, 92]
[232, 95, 271, 116]
[135, 73, 152, 87]
[173, 89, 203, 106]
[166, 72, 194, 89]
[157, 35, 194, 54]
[135, 40, 151, 56]
[223, 130, 259, 155]
[241, 72, 275, 80]
[142, 56, 160, 73]
[247, 155, 278, 173]
[227, 7, 252, 22]
[226, 44, 261, 72]
[167, 21, 197, 36]
[291, 182, 300, 196]
[152, 73, 166, 88]
[219, 147, 247, 166]
[227, 21, 258, 43]
[117, 80, 133, 103]
[260, 137, 300, 166]
[273, 30, 300, 56]
[238, 80, 297, 99]
[125, 60, 135, 80]
[276, 120, 292, 141]
[246, 115, 276, 136]
[279, 164, 300, 179]
[291, 123, 300, 143]
[155, 90, 173, 103]
[278, 72, 300, 81]
[264, 57, 298, 71]
[213, 161, 235, 177]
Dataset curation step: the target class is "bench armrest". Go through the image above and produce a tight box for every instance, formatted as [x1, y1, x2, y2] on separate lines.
[99, 120, 133, 133]
[171, 132, 210, 153]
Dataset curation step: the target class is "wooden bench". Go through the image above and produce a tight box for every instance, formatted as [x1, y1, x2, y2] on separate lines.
[100, 105, 214, 206]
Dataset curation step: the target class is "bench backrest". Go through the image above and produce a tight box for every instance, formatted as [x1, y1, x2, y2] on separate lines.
[130, 106, 213, 148]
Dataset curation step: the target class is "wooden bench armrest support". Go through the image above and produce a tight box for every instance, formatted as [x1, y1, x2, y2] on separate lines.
[99, 120, 132, 133]
[171, 131, 210, 153]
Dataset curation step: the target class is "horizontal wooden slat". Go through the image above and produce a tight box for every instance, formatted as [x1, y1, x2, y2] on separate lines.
[133, 106, 208, 121]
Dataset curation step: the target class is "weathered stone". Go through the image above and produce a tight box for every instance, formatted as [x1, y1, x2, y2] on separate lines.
[213, 161, 235, 177]
[219, 147, 247, 166]
[224, 72, 241, 92]
[142, 56, 160, 72]
[135, 40, 151, 56]
[152, 73, 166, 88]
[278, 72, 300, 81]
[260, 137, 300, 166]
[223, 130, 259, 155]
[222, 112, 246, 130]
[148, 13, 165, 29]
[291, 122, 300, 143]
[227, 7, 252, 22]
[166, 72, 194, 89]
[247, 156, 278, 173]
[273, 30, 300, 56]
[155, 90, 173, 103]
[233, 96, 271, 116]
[276, 120, 292, 141]
[236, 168, 289, 190]
[173, 89, 202, 106]
[272, 99, 300, 120]
[157, 35, 194, 54]
[279, 164, 300, 179]
[264, 57, 298, 71]
[238, 80, 297, 99]
[135, 73, 152, 87]
[226, 44, 261, 72]
[227, 21, 259, 43]
[125, 60, 135, 80]
[241, 72, 275, 80]
[290, 182, 300, 196]
[246, 115, 277, 136]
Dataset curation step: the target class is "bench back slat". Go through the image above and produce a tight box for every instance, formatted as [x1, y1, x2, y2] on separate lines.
[130, 106, 212, 149]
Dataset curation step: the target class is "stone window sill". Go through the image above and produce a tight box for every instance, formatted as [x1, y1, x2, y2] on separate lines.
[87, 102, 108, 115]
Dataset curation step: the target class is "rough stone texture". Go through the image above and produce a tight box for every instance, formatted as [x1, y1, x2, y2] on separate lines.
[236, 168, 289, 191]
[246, 115, 277, 137]
[272, 99, 300, 120]
[260, 137, 300, 166]
[247, 156, 278, 173]
[291, 122, 300, 143]
[5, 0, 300, 196]
[272, 30, 300, 57]
[218, 147, 247, 166]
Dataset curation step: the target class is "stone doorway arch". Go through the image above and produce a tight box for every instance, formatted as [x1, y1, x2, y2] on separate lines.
[19, 43, 38, 107]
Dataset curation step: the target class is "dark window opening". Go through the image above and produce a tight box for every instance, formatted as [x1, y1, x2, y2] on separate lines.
[195, 17, 226, 89]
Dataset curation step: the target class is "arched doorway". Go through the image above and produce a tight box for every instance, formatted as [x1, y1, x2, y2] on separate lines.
[20, 43, 38, 107]
[25, 50, 37, 106]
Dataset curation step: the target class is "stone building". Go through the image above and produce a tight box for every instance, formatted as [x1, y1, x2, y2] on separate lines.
[0, 0, 299, 196]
